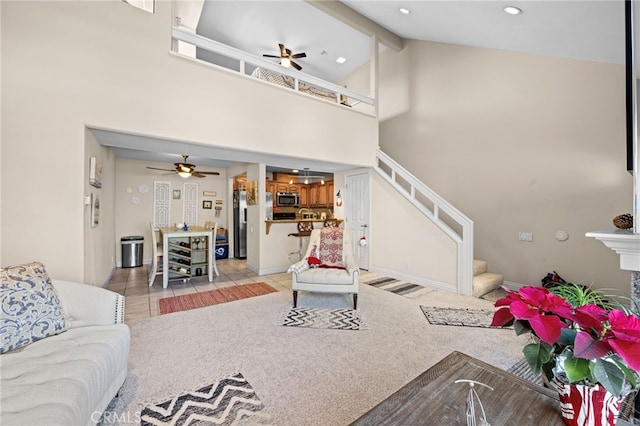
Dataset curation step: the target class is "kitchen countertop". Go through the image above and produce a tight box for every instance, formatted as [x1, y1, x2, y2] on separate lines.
[264, 218, 342, 234]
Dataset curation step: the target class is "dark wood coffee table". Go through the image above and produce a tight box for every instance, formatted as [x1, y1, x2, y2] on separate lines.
[350, 351, 564, 425]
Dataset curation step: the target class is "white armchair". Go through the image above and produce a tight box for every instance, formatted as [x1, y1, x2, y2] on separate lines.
[288, 227, 359, 309]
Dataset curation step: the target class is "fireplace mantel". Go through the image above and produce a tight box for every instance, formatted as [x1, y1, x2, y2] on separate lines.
[585, 228, 640, 271]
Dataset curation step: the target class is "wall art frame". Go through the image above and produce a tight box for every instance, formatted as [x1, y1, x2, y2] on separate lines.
[91, 193, 100, 227]
[89, 157, 102, 188]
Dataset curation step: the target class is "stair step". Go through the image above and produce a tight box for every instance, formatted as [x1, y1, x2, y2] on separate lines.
[473, 259, 488, 276]
[473, 272, 503, 298]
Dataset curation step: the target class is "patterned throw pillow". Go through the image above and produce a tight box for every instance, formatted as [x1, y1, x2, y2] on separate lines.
[319, 227, 344, 268]
[0, 261, 67, 353]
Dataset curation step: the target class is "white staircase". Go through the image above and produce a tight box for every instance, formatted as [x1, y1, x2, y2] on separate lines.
[473, 260, 503, 298]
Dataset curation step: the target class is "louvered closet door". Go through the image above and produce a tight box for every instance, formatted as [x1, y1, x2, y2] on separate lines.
[154, 181, 171, 227]
[183, 182, 198, 226]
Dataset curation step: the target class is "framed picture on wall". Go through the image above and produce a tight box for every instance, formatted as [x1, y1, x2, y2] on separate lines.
[91, 193, 100, 227]
[89, 157, 102, 188]
[203, 200, 212, 209]
[173, 190, 181, 200]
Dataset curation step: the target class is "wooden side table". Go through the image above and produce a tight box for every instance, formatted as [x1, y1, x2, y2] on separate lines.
[350, 351, 564, 426]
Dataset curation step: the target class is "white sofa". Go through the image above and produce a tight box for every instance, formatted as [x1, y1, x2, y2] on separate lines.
[288, 228, 359, 308]
[1, 279, 130, 426]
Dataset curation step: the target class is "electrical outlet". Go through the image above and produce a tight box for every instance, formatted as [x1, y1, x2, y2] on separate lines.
[518, 232, 533, 242]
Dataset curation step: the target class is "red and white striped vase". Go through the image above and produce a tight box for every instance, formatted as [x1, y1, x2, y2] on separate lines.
[553, 378, 624, 426]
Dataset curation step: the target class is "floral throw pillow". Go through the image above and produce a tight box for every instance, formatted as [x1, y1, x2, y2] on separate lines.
[0, 261, 67, 353]
[319, 227, 344, 268]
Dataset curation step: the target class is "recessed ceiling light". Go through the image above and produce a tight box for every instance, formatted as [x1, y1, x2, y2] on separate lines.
[292, 169, 299, 173]
[503, 6, 522, 15]
[399, 7, 410, 15]
[336, 57, 347, 64]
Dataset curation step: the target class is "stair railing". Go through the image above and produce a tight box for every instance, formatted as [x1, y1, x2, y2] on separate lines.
[374, 149, 474, 295]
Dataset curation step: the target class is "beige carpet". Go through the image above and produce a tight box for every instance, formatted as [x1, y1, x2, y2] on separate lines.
[101, 282, 528, 425]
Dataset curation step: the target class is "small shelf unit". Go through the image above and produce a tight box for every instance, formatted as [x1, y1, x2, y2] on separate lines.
[167, 236, 209, 280]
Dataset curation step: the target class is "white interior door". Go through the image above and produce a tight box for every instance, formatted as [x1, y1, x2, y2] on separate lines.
[346, 172, 370, 270]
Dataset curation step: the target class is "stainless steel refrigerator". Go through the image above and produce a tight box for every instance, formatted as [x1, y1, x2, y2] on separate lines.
[233, 190, 247, 259]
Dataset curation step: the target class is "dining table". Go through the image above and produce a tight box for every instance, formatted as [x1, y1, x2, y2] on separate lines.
[158, 226, 219, 289]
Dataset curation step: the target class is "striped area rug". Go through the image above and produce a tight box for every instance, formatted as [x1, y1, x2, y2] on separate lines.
[362, 276, 426, 297]
[158, 282, 277, 315]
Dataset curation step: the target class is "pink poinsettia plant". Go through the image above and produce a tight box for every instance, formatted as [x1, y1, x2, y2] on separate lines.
[491, 286, 640, 397]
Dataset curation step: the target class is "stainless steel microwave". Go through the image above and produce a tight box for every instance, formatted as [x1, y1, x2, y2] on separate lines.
[276, 192, 300, 207]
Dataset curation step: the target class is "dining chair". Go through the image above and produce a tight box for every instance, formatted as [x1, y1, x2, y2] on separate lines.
[148, 222, 163, 287]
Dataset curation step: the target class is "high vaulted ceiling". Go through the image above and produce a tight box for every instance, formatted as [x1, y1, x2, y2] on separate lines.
[103, 0, 628, 173]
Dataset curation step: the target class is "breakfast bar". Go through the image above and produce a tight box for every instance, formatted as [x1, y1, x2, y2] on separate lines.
[264, 218, 343, 234]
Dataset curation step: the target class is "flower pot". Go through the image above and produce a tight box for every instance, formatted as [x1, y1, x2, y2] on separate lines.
[553, 378, 625, 426]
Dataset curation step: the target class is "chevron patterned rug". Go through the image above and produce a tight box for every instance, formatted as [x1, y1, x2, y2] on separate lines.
[280, 307, 365, 330]
[140, 372, 270, 426]
[420, 305, 511, 329]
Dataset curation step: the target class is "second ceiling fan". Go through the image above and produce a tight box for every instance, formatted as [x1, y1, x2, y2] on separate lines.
[263, 43, 306, 71]
[146, 155, 220, 178]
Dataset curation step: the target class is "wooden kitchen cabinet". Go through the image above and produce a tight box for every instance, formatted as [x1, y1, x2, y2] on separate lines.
[299, 186, 309, 207]
[309, 185, 318, 206]
[307, 181, 333, 207]
[276, 183, 289, 193]
[266, 181, 275, 195]
[317, 184, 328, 206]
[233, 176, 247, 190]
[288, 184, 299, 193]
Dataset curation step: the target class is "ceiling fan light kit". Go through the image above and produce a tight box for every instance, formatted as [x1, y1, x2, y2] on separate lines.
[263, 43, 307, 71]
[146, 154, 220, 178]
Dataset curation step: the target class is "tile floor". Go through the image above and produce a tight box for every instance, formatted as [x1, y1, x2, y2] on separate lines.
[107, 258, 372, 322]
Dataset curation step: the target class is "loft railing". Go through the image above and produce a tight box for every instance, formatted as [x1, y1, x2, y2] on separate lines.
[374, 149, 474, 296]
[171, 28, 375, 112]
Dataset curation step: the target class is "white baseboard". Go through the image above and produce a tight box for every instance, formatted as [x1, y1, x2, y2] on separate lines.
[257, 265, 290, 275]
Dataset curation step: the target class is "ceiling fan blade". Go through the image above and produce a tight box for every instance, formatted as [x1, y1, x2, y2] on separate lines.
[290, 60, 302, 71]
[147, 167, 176, 172]
[285, 48, 292, 56]
[197, 171, 220, 175]
[291, 52, 306, 59]
[279, 43, 286, 57]
[263, 54, 280, 58]
[191, 172, 206, 178]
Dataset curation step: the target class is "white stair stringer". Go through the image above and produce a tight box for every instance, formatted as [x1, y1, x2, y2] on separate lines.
[473, 259, 503, 298]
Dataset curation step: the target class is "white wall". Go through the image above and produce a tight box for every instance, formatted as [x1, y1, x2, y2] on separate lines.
[83, 130, 116, 286]
[1, 1, 377, 282]
[379, 40, 633, 294]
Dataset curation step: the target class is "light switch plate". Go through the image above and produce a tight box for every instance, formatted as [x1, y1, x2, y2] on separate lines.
[519, 232, 533, 242]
